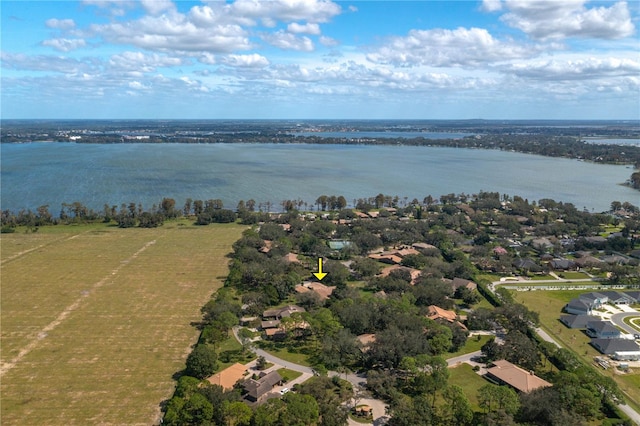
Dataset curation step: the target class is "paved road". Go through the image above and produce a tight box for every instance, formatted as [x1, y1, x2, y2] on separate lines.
[446, 350, 482, 367]
[610, 312, 640, 336]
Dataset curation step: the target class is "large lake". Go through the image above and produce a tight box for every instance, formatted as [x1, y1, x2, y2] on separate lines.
[1, 142, 637, 213]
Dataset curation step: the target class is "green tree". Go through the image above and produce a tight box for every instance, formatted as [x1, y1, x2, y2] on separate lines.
[185, 344, 218, 379]
[281, 393, 320, 426]
[222, 400, 252, 426]
[441, 384, 473, 425]
[181, 393, 213, 424]
[478, 384, 519, 415]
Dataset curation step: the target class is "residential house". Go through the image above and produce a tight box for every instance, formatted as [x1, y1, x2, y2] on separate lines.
[412, 242, 438, 251]
[368, 246, 421, 265]
[356, 333, 376, 352]
[565, 298, 594, 315]
[294, 281, 336, 301]
[451, 277, 478, 292]
[574, 255, 603, 268]
[590, 339, 640, 355]
[207, 363, 248, 391]
[598, 291, 636, 305]
[586, 321, 621, 339]
[550, 258, 577, 271]
[601, 254, 630, 265]
[261, 305, 307, 339]
[583, 236, 607, 248]
[379, 265, 421, 285]
[282, 253, 301, 264]
[426, 305, 467, 330]
[242, 371, 283, 402]
[262, 305, 306, 320]
[560, 314, 600, 329]
[578, 292, 609, 306]
[531, 237, 554, 252]
[259, 240, 273, 254]
[485, 360, 552, 393]
[513, 258, 542, 273]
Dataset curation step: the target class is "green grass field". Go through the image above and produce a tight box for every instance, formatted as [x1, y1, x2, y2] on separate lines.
[512, 290, 640, 413]
[447, 363, 488, 411]
[446, 335, 492, 359]
[1, 221, 245, 425]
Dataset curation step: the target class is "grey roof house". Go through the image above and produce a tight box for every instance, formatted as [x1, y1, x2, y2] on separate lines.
[242, 371, 283, 402]
[560, 314, 599, 329]
[586, 321, 621, 339]
[590, 339, 640, 355]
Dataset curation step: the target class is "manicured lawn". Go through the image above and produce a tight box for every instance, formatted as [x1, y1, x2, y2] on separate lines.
[474, 273, 502, 283]
[623, 316, 640, 332]
[530, 274, 557, 280]
[0, 221, 246, 425]
[447, 363, 488, 411]
[558, 271, 590, 280]
[277, 368, 303, 383]
[446, 335, 492, 359]
[258, 342, 313, 367]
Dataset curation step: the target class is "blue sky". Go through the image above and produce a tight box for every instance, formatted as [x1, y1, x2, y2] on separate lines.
[1, 0, 639, 119]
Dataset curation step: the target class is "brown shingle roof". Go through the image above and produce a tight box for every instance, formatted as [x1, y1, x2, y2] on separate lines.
[243, 371, 283, 400]
[486, 360, 552, 393]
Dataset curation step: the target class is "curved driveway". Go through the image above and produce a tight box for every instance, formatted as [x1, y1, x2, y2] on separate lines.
[610, 312, 640, 336]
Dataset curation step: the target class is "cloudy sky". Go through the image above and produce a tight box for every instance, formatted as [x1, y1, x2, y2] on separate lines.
[1, 0, 639, 119]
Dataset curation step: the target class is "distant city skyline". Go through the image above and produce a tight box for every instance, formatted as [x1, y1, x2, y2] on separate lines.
[1, 0, 639, 119]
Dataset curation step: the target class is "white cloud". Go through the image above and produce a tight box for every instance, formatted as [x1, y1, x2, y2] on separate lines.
[89, 11, 252, 53]
[222, 53, 270, 67]
[500, 0, 635, 40]
[0, 52, 89, 73]
[481, 0, 502, 12]
[128, 80, 148, 90]
[45, 18, 76, 30]
[367, 27, 534, 68]
[140, 0, 175, 15]
[108, 51, 183, 72]
[81, 0, 134, 17]
[42, 38, 87, 52]
[199, 53, 217, 65]
[503, 56, 640, 81]
[287, 22, 321, 35]
[229, 0, 341, 24]
[319, 36, 339, 47]
[262, 30, 314, 51]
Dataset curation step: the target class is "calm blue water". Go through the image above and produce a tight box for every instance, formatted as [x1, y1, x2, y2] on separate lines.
[1, 142, 637, 213]
[290, 131, 473, 139]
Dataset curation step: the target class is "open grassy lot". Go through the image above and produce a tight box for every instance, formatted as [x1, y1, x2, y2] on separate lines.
[447, 363, 488, 411]
[512, 290, 640, 413]
[1, 221, 245, 425]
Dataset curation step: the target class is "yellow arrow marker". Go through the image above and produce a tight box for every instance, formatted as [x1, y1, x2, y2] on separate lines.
[313, 258, 328, 281]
